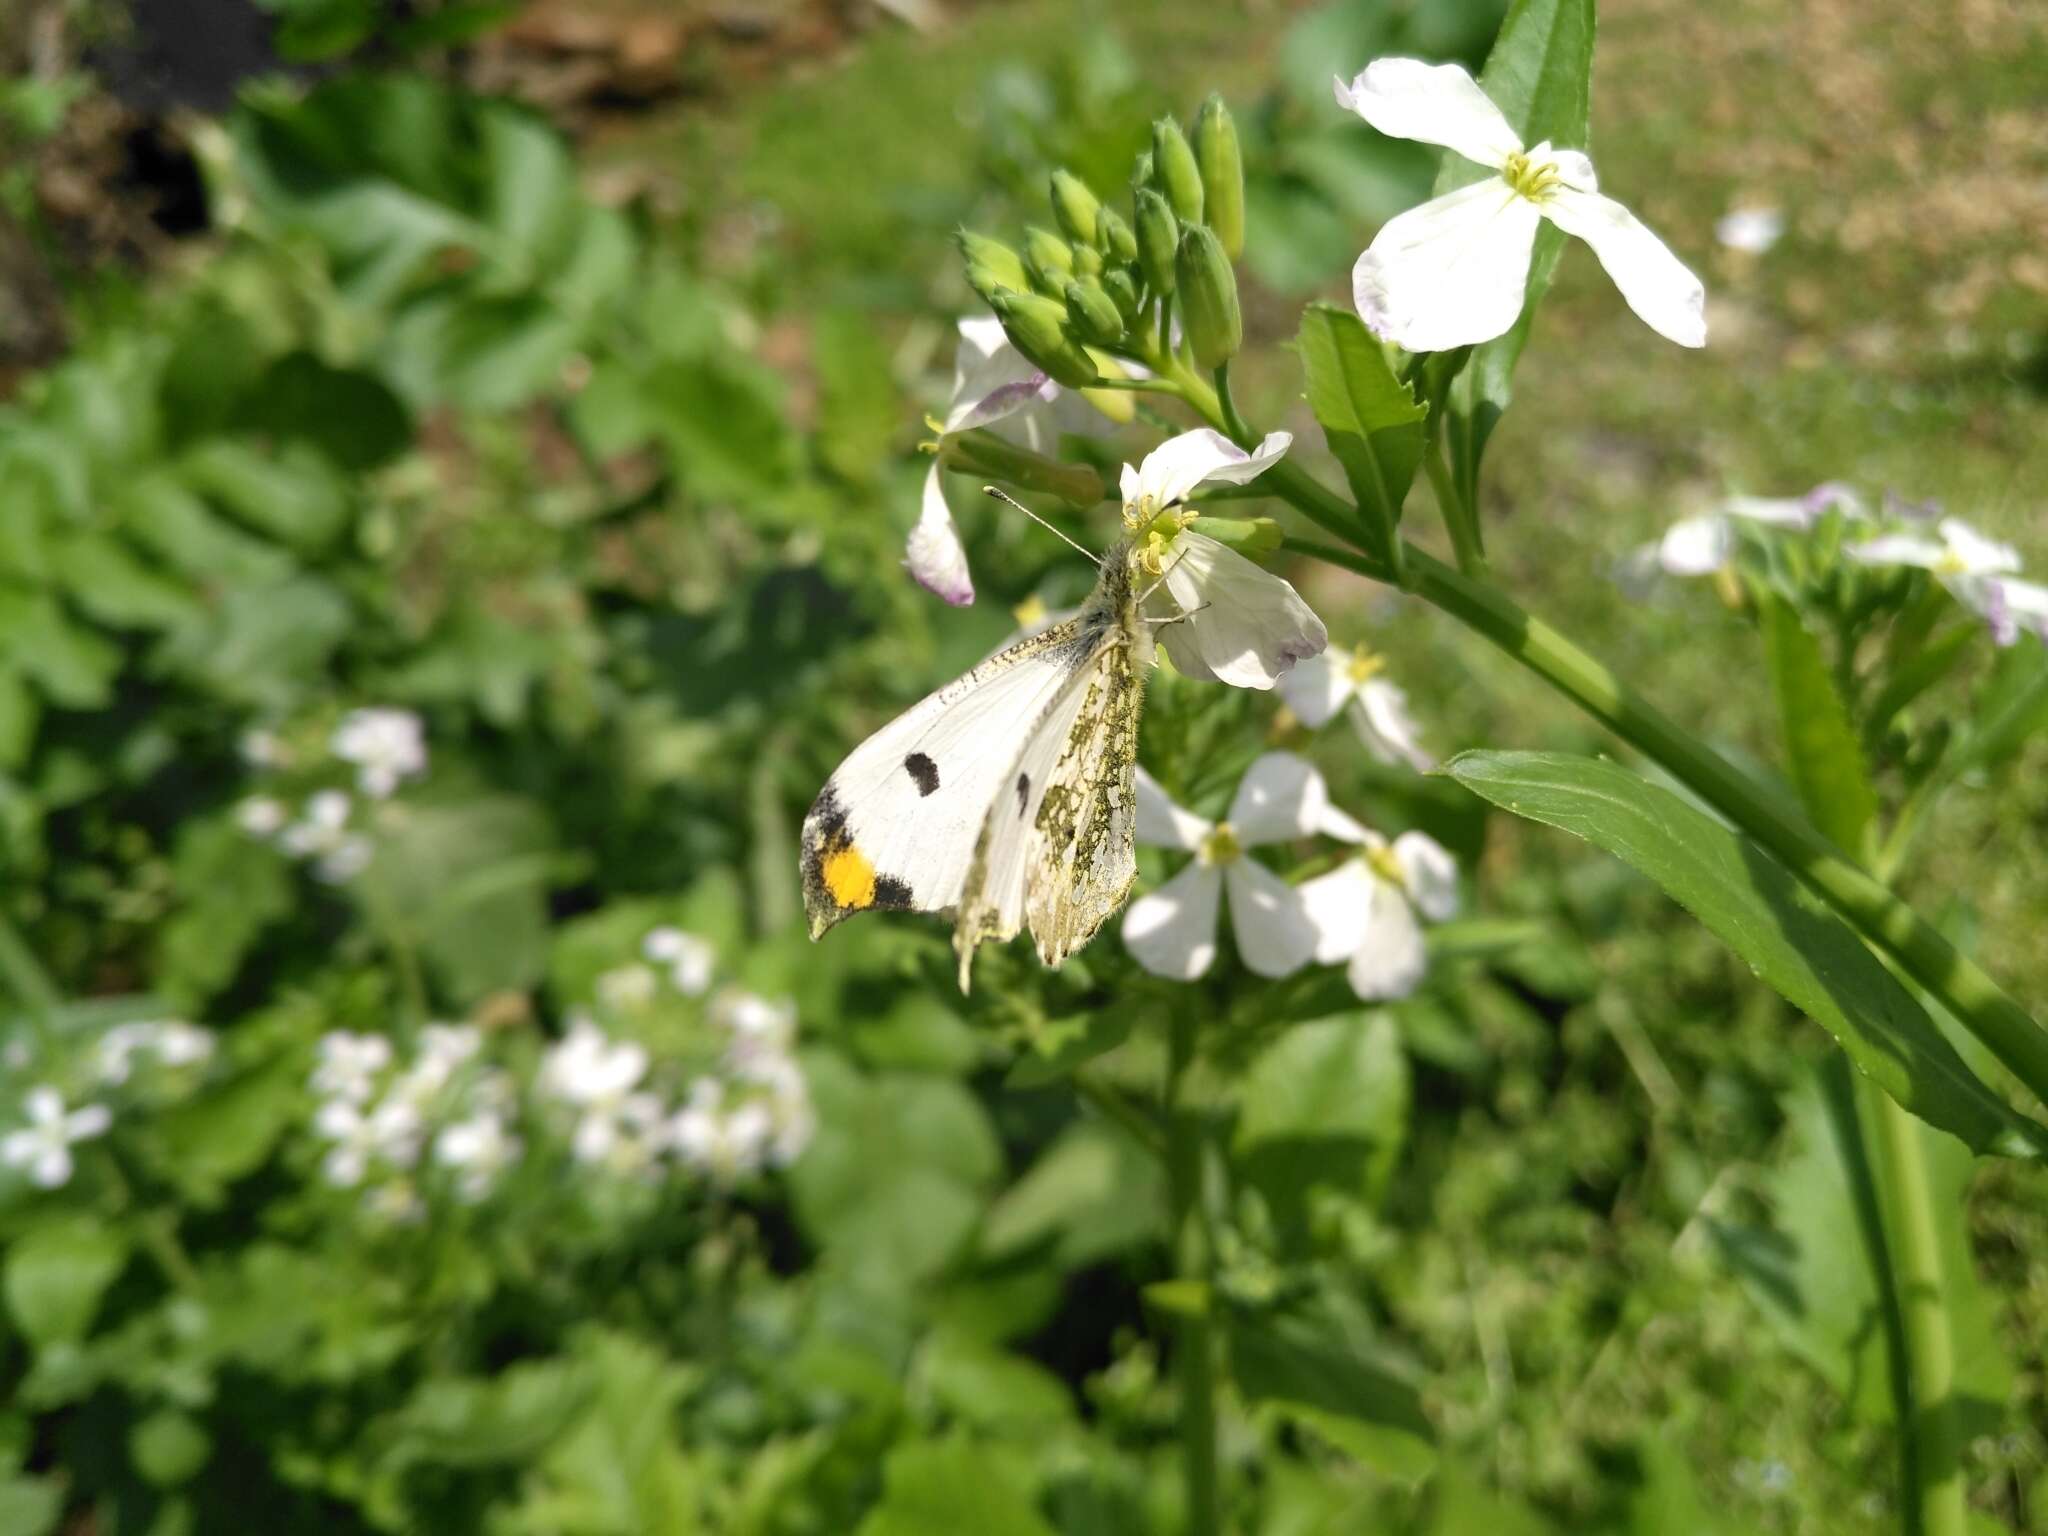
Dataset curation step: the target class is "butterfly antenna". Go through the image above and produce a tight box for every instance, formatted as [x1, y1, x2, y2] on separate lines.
[982, 486, 1101, 567]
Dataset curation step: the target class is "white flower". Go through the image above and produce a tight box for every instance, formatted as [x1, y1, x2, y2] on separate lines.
[710, 990, 798, 1074]
[385, 1025, 478, 1109]
[538, 1016, 649, 1108]
[1622, 483, 1867, 586]
[434, 1111, 522, 1201]
[1299, 812, 1459, 1001]
[1715, 205, 1784, 255]
[572, 1092, 669, 1172]
[1334, 58, 1705, 351]
[1279, 643, 1433, 771]
[642, 926, 715, 995]
[154, 1021, 216, 1070]
[313, 1095, 422, 1187]
[310, 1031, 393, 1104]
[1121, 430, 1328, 689]
[235, 796, 288, 837]
[362, 1180, 425, 1224]
[280, 790, 371, 883]
[1844, 517, 2045, 645]
[96, 1020, 216, 1085]
[671, 1078, 775, 1181]
[596, 963, 660, 1013]
[239, 728, 289, 768]
[908, 317, 1114, 606]
[3, 1087, 112, 1189]
[330, 708, 427, 799]
[1120, 755, 1327, 980]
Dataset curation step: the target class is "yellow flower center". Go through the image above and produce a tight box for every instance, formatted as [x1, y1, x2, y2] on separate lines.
[1501, 150, 1562, 202]
[1935, 550, 1969, 576]
[1124, 499, 1198, 576]
[1011, 594, 1049, 631]
[1366, 844, 1406, 888]
[1198, 822, 1242, 867]
[1344, 644, 1385, 685]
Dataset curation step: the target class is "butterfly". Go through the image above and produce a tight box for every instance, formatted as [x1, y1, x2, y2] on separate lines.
[801, 533, 1153, 991]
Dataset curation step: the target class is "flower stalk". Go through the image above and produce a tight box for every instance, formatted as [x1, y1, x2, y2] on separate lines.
[1165, 1009, 1220, 1536]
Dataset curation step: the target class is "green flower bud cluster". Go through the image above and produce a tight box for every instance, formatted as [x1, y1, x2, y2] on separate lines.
[956, 93, 1249, 380]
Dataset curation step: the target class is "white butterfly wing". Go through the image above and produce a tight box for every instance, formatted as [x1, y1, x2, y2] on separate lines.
[801, 619, 1104, 937]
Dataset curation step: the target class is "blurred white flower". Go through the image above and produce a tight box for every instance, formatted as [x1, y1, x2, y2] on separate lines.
[239, 727, 289, 768]
[1279, 643, 1432, 771]
[1715, 206, 1784, 255]
[538, 1017, 649, 1107]
[1845, 517, 2045, 646]
[235, 796, 289, 837]
[572, 1091, 669, 1173]
[1300, 812, 1459, 1001]
[385, 1025, 479, 1110]
[435, 1110, 522, 1201]
[711, 990, 798, 1073]
[363, 1180, 425, 1224]
[1334, 58, 1705, 350]
[596, 963, 660, 1013]
[1121, 756, 1325, 980]
[1620, 484, 1865, 591]
[280, 790, 371, 883]
[330, 708, 427, 799]
[310, 1031, 393, 1104]
[1122, 430, 1327, 689]
[671, 1078, 775, 1181]
[643, 926, 715, 996]
[3, 1086, 113, 1189]
[909, 316, 1114, 606]
[96, 1020, 216, 1086]
[314, 1096, 423, 1187]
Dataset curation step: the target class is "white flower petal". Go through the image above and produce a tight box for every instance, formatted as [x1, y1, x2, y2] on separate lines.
[32, 1146, 73, 1188]
[1132, 429, 1291, 509]
[1935, 519, 2020, 577]
[1719, 496, 1816, 530]
[944, 317, 1054, 435]
[1122, 862, 1224, 980]
[1657, 514, 1733, 576]
[1331, 58, 1521, 169]
[1224, 860, 1317, 979]
[1157, 532, 1327, 690]
[1355, 680, 1434, 772]
[1393, 831, 1460, 922]
[1299, 860, 1379, 965]
[1277, 651, 1354, 728]
[1345, 880, 1428, 1001]
[1844, 533, 1948, 569]
[1994, 577, 2048, 636]
[1540, 185, 1707, 348]
[1226, 751, 1327, 846]
[1353, 180, 1541, 353]
[1316, 804, 1373, 846]
[1135, 766, 1211, 851]
[23, 1086, 64, 1126]
[66, 1104, 111, 1141]
[1548, 147, 1597, 191]
[1714, 206, 1784, 255]
[906, 464, 975, 606]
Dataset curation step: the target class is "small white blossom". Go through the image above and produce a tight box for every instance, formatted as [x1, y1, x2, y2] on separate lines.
[572, 1091, 669, 1173]
[235, 796, 289, 837]
[434, 1111, 522, 1201]
[710, 990, 798, 1076]
[330, 708, 428, 799]
[1122, 430, 1328, 690]
[908, 316, 1115, 605]
[1622, 483, 1865, 589]
[642, 927, 715, 996]
[1845, 517, 2046, 646]
[1715, 206, 1784, 255]
[313, 1096, 423, 1186]
[1299, 811, 1459, 1001]
[95, 1020, 216, 1086]
[596, 963, 660, 1013]
[537, 1017, 649, 1107]
[384, 1026, 479, 1111]
[363, 1180, 425, 1224]
[1334, 58, 1705, 351]
[280, 790, 371, 883]
[1279, 643, 1433, 771]
[310, 1031, 393, 1104]
[3, 1087, 112, 1189]
[671, 1078, 775, 1181]
[239, 728, 289, 768]
[1121, 755, 1326, 981]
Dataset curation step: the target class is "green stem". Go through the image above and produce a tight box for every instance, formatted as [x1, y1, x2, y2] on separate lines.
[1289, 536, 2048, 1111]
[1165, 1012, 1219, 1536]
[1869, 1082, 1967, 1536]
[1073, 1066, 1165, 1156]
[1422, 442, 1488, 579]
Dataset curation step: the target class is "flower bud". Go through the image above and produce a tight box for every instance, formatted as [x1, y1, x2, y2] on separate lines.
[1151, 116, 1204, 226]
[1134, 188, 1179, 297]
[944, 432, 1104, 507]
[1063, 277, 1125, 347]
[1023, 225, 1076, 297]
[990, 289, 1100, 390]
[1175, 223, 1240, 369]
[954, 229, 1029, 296]
[1072, 242, 1103, 278]
[1096, 206, 1137, 266]
[1194, 94, 1244, 260]
[1101, 268, 1141, 326]
[1049, 168, 1101, 247]
[1186, 515, 1282, 562]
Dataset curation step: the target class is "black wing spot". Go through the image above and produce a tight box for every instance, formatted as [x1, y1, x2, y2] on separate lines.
[873, 874, 915, 909]
[1015, 772, 1031, 818]
[904, 752, 940, 797]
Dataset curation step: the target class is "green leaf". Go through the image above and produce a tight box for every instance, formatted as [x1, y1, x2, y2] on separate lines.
[1004, 1010, 1131, 1087]
[386, 1357, 594, 1468]
[156, 816, 295, 1004]
[237, 353, 413, 472]
[116, 472, 296, 587]
[0, 1477, 62, 1536]
[0, 589, 121, 709]
[3, 1217, 129, 1346]
[0, 667, 39, 771]
[129, 1408, 212, 1487]
[911, 1329, 1075, 1431]
[1433, 0, 1595, 520]
[150, 1058, 301, 1205]
[52, 533, 205, 633]
[1297, 303, 1426, 566]
[1760, 595, 1878, 858]
[178, 439, 350, 552]
[149, 576, 352, 709]
[1228, 1298, 1436, 1486]
[645, 356, 795, 501]
[382, 292, 582, 412]
[1428, 1465, 1555, 1535]
[813, 308, 899, 486]
[854, 1437, 1053, 1536]
[1448, 750, 2046, 1156]
[979, 1120, 1165, 1268]
[1953, 633, 2048, 777]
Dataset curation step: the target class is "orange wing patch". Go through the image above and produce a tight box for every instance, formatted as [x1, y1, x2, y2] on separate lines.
[822, 842, 878, 909]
